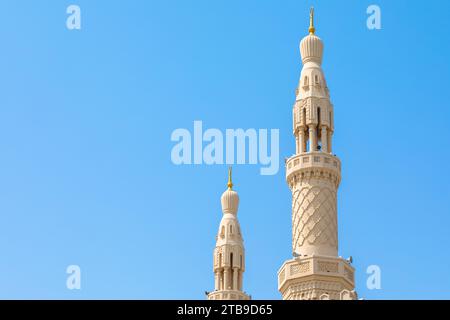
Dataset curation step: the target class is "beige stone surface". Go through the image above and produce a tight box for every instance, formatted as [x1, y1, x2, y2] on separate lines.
[208, 169, 250, 300]
[278, 9, 357, 300]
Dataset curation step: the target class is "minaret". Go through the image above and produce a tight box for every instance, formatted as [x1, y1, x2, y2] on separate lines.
[207, 168, 250, 300]
[277, 8, 357, 300]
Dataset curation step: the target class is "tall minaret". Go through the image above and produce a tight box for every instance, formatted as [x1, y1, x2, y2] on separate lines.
[207, 168, 250, 300]
[277, 8, 357, 300]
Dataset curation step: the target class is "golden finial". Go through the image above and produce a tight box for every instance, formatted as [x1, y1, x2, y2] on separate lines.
[227, 167, 233, 190]
[309, 7, 315, 34]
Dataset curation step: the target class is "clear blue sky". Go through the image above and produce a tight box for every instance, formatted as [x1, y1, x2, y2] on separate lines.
[0, 0, 449, 299]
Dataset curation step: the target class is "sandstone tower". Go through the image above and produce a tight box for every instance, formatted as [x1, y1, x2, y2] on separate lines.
[208, 168, 250, 300]
[277, 8, 357, 300]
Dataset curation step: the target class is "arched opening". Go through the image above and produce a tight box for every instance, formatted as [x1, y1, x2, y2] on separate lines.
[302, 108, 308, 152]
[302, 108, 306, 127]
[317, 107, 322, 151]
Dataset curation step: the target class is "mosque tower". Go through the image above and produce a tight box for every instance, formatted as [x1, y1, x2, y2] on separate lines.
[277, 8, 357, 300]
[207, 168, 250, 300]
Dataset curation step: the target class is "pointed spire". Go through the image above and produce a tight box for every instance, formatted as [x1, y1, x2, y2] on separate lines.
[309, 7, 315, 35]
[227, 167, 233, 190]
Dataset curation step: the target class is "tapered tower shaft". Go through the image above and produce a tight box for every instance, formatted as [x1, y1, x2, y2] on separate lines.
[208, 169, 250, 300]
[278, 8, 356, 300]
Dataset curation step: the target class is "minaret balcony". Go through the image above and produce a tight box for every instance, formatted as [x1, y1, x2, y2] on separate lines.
[207, 290, 250, 300]
[286, 152, 341, 186]
[277, 255, 355, 296]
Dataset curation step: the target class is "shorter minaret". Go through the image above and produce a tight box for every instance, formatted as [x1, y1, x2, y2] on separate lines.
[207, 168, 250, 300]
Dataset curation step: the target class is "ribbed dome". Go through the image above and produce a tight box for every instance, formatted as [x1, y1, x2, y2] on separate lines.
[221, 189, 239, 215]
[300, 33, 323, 64]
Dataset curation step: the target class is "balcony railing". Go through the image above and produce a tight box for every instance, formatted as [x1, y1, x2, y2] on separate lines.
[286, 152, 340, 179]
